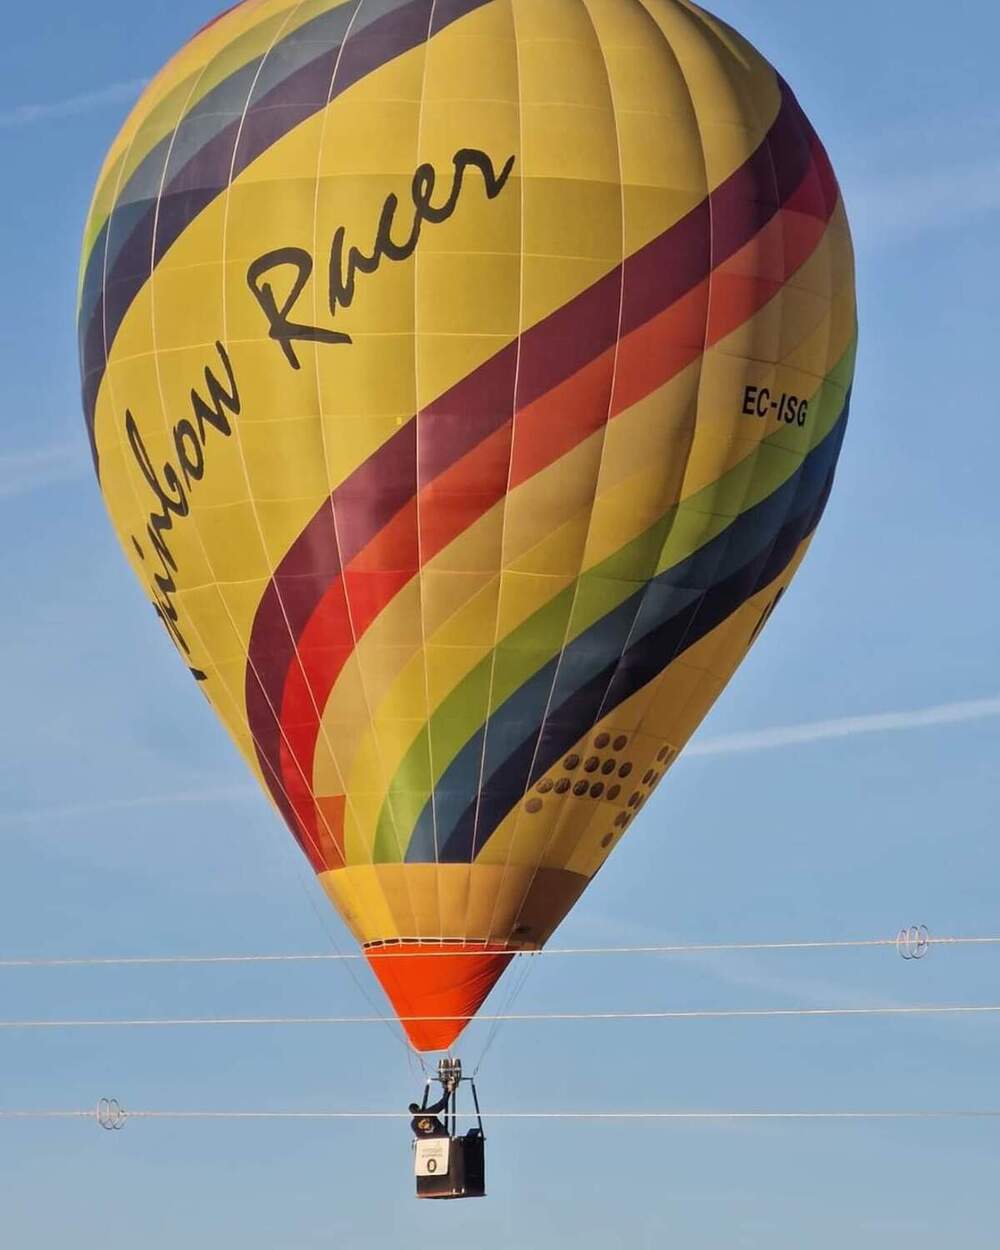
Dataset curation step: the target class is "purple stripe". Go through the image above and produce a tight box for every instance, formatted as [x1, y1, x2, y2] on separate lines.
[81, 0, 492, 472]
[244, 78, 831, 830]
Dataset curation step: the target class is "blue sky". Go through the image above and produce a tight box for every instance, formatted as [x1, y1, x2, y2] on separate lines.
[2, 1, 999, 1245]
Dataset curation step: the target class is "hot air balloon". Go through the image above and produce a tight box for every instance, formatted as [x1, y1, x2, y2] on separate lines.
[79, 0, 856, 1063]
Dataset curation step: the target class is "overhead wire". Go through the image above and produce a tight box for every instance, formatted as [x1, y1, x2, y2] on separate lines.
[1, 1003, 999, 1030]
[3, 1108, 1000, 1122]
[0, 932, 991, 969]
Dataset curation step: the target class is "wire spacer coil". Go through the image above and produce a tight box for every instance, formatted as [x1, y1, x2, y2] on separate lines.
[896, 925, 931, 960]
[96, 1097, 127, 1131]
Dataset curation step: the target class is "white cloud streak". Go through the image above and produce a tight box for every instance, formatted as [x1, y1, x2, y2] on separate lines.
[0, 785, 258, 827]
[4, 697, 997, 825]
[850, 156, 1000, 246]
[0, 443, 89, 501]
[0, 78, 147, 130]
[688, 696, 1000, 759]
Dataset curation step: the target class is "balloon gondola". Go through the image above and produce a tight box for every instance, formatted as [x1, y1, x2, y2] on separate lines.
[410, 1057, 486, 1199]
[79, 0, 857, 1161]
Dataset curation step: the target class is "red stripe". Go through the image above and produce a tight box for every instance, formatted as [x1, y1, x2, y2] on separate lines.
[247, 82, 840, 867]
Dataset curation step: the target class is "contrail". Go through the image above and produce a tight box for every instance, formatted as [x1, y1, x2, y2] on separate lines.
[688, 696, 1000, 758]
[0, 78, 147, 130]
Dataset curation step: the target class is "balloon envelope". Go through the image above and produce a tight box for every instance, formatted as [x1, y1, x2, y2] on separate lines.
[80, 0, 856, 1051]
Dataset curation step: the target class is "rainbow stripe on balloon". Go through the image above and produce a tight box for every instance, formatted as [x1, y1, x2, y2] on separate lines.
[242, 74, 854, 873]
[79, 0, 857, 1032]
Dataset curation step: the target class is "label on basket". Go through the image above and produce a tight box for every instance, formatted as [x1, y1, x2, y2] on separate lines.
[414, 1137, 451, 1177]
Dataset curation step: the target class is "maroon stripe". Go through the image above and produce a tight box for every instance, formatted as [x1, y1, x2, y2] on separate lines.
[82, 0, 493, 472]
[245, 76, 836, 839]
[189, 1, 252, 42]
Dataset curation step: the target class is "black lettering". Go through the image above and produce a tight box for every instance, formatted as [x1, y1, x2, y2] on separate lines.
[247, 247, 351, 370]
[249, 147, 516, 366]
[408, 164, 437, 235]
[124, 146, 519, 677]
[145, 517, 188, 656]
[126, 410, 188, 529]
[742, 385, 757, 416]
[145, 513, 177, 575]
[153, 594, 190, 654]
[416, 148, 516, 225]
[146, 518, 185, 647]
[328, 222, 382, 314]
[174, 419, 204, 487]
[327, 148, 516, 324]
[191, 341, 241, 441]
[123, 341, 243, 682]
[756, 387, 770, 418]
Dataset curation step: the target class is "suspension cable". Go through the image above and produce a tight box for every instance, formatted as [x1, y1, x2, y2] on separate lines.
[1, 1002, 999, 1030]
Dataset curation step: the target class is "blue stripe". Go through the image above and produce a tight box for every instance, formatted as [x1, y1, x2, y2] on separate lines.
[402, 394, 851, 865]
[79, 0, 494, 475]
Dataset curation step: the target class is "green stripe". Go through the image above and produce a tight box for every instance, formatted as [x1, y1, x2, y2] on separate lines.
[373, 337, 857, 858]
[80, 0, 339, 283]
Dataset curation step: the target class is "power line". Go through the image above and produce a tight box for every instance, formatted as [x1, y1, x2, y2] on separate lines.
[3, 1108, 1000, 1122]
[1, 1003, 999, 1030]
[0, 932, 990, 969]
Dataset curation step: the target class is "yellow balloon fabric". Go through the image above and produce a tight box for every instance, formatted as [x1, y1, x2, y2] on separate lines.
[79, 0, 856, 1050]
